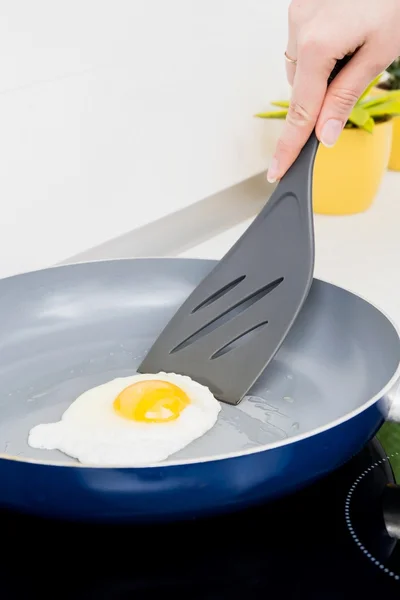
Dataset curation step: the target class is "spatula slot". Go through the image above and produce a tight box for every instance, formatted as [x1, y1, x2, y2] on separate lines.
[210, 320, 269, 359]
[191, 275, 246, 313]
[170, 277, 284, 354]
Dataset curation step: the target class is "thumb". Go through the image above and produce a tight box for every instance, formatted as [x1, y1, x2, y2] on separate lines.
[316, 48, 382, 147]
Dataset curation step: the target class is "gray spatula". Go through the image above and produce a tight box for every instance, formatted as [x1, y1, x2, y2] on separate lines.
[138, 56, 352, 405]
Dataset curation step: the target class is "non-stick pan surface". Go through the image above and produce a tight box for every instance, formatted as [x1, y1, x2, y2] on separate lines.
[0, 258, 399, 521]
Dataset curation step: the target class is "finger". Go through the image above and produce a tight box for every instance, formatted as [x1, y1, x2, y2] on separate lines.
[316, 46, 384, 147]
[267, 43, 335, 183]
[285, 20, 297, 86]
[285, 51, 297, 87]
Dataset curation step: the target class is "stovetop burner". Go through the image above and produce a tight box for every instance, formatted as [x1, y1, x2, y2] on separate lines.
[345, 448, 400, 582]
[0, 437, 399, 599]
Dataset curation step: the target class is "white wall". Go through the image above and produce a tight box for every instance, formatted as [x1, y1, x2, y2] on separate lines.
[0, 0, 290, 277]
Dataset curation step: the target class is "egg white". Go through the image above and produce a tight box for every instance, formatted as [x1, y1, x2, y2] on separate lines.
[27, 372, 221, 466]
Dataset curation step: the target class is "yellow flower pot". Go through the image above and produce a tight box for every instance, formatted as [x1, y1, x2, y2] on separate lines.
[313, 120, 392, 215]
[388, 115, 400, 171]
[370, 85, 400, 172]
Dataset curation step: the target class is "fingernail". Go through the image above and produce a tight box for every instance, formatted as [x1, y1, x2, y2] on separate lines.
[321, 119, 343, 147]
[267, 157, 279, 183]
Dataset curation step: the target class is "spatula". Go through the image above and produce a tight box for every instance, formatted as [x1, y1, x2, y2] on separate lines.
[138, 56, 352, 405]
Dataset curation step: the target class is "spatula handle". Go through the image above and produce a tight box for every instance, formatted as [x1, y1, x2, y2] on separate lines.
[306, 52, 355, 144]
[328, 53, 354, 85]
[277, 53, 356, 182]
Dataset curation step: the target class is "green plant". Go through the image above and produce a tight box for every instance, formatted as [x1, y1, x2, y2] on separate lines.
[385, 57, 400, 90]
[256, 75, 400, 133]
[377, 422, 400, 481]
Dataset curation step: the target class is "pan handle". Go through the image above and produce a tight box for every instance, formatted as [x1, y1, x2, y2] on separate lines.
[378, 378, 400, 540]
[385, 377, 400, 424]
[382, 483, 400, 540]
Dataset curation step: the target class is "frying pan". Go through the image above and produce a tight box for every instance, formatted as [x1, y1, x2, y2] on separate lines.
[0, 257, 399, 523]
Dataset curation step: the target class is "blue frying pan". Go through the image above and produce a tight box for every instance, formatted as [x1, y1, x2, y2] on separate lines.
[0, 258, 399, 522]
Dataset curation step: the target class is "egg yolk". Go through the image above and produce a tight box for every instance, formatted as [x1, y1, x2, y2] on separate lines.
[113, 380, 190, 423]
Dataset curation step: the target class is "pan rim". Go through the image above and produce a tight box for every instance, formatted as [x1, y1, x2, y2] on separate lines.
[1, 256, 399, 470]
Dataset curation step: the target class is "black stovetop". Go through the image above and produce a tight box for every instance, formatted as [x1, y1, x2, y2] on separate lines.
[1, 438, 399, 599]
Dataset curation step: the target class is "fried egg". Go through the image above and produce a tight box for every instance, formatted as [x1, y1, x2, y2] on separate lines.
[28, 372, 221, 466]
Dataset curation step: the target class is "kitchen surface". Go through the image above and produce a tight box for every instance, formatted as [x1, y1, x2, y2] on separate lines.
[1, 2, 400, 598]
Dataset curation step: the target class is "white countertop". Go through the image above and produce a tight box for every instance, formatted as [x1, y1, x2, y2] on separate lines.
[179, 171, 400, 326]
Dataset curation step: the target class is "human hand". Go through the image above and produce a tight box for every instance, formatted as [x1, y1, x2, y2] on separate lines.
[267, 0, 400, 183]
